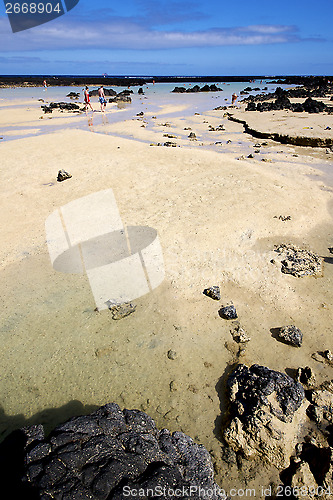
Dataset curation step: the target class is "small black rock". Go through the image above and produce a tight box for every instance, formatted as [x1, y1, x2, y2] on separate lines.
[203, 286, 220, 300]
[277, 325, 303, 347]
[57, 169, 72, 182]
[219, 305, 237, 320]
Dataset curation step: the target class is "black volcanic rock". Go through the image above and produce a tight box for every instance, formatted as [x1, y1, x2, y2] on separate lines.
[172, 84, 222, 93]
[18, 403, 223, 499]
[219, 305, 237, 319]
[203, 286, 221, 300]
[89, 88, 117, 97]
[41, 102, 81, 113]
[276, 325, 303, 347]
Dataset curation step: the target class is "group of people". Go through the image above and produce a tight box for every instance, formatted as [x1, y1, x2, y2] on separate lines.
[83, 85, 107, 113]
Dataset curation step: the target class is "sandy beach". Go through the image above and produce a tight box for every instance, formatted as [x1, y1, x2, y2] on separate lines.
[0, 89, 333, 492]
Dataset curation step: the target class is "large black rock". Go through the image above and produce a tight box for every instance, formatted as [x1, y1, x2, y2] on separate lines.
[227, 364, 304, 424]
[19, 403, 223, 499]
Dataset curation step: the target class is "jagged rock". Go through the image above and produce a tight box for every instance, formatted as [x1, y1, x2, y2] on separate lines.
[276, 325, 303, 347]
[223, 364, 306, 468]
[188, 132, 197, 140]
[107, 302, 136, 320]
[18, 403, 224, 499]
[57, 169, 72, 182]
[203, 286, 221, 300]
[138, 87, 144, 94]
[274, 244, 323, 277]
[167, 350, 177, 360]
[219, 305, 237, 320]
[230, 324, 251, 343]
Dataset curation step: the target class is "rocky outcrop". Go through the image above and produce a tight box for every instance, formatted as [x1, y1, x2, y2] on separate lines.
[223, 364, 306, 468]
[109, 90, 133, 103]
[242, 80, 333, 105]
[19, 403, 223, 499]
[41, 102, 81, 113]
[89, 88, 117, 97]
[172, 85, 223, 93]
[276, 380, 333, 497]
[246, 94, 330, 114]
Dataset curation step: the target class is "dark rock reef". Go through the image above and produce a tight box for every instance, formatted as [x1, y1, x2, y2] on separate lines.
[17, 403, 223, 499]
[41, 102, 81, 113]
[243, 84, 333, 112]
[172, 85, 223, 93]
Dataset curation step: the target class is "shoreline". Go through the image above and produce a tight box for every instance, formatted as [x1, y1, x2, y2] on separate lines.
[1, 74, 332, 89]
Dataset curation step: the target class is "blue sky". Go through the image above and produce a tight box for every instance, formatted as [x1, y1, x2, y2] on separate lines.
[0, 0, 332, 75]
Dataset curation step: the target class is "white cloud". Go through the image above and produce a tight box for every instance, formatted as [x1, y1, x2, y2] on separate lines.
[0, 14, 306, 52]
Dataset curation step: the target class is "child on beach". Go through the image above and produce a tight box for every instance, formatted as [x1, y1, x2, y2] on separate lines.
[232, 93, 238, 105]
[84, 86, 94, 112]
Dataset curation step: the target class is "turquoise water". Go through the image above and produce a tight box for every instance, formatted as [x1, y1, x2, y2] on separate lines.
[0, 80, 292, 143]
[0, 79, 287, 103]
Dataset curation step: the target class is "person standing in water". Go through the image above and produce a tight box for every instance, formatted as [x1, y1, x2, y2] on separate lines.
[84, 86, 94, 112]
[231, 93, 238, 105]
[98, 86, 107, 112]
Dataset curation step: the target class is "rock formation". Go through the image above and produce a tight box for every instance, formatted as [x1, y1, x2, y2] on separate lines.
[223, 364, 306, 468]
[19, 403, 224, 499]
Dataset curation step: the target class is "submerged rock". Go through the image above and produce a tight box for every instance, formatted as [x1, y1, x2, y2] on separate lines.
[223, 364, 306, 468]
[276, 325, 303, 347]
[107, 302, 136, 320]
[275, 244, 323, 277]
[219, 305, 237, 320]
[19, 403, 224, 499]
[203, 286, 221, 301]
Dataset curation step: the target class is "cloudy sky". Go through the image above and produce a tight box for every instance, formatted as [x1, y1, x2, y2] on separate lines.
[0, 0, 332, 75]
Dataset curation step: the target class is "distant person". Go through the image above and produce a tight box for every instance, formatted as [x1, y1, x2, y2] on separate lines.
[98, 86, 107, 112]
[232, 93, 238, 105]
[84, 86, 94, 112]
[43, 80, 47, 90]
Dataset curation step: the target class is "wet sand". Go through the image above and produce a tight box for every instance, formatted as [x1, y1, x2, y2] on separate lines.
[0, 93, 333, 492]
